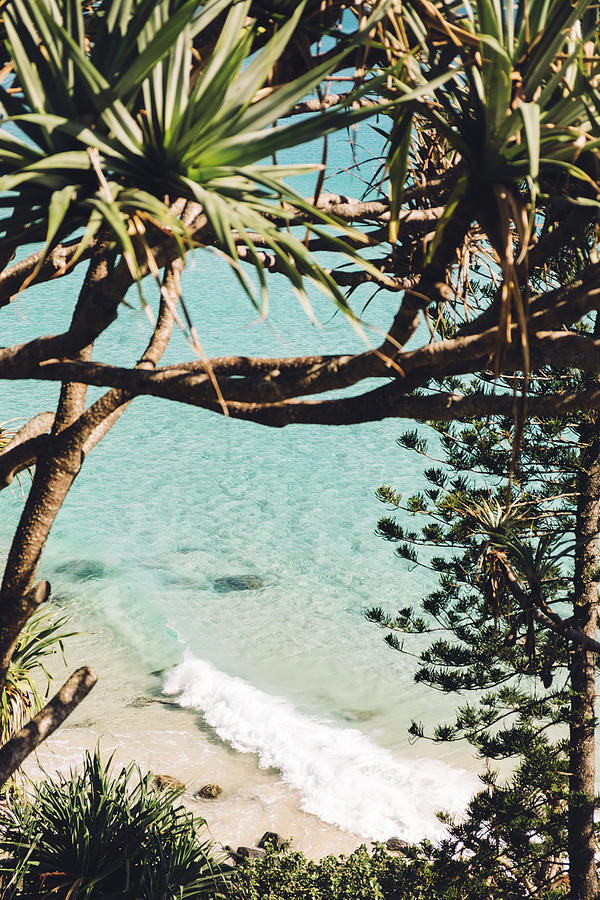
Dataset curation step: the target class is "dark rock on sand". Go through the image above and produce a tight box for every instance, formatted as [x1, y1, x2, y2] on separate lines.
[151, 774, 185, 792]
[194, 783, 223, 799]
[212, 575, 268, 593]
[236, 846, 266, 860]
[386, 836, 409, 852]
[67, 718, 96, 729]
[257, 831, 287, 851]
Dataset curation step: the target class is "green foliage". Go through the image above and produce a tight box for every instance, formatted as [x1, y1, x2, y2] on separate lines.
[368, 319, 600, 893]
[440, 745, 570, 899]
[386, 0, 600, 273]
[0, 606, 75, 744]
[370, 400, 588, 700]
[0, 0, 391, 317]
[0, 748, 230, 898]
[229, 842, 488, 900]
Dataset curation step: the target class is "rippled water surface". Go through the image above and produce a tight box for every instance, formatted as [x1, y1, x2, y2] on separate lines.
[0, 134, 478, 842]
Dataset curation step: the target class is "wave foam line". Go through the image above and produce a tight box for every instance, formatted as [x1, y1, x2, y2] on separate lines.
[163, 655, 476, 842]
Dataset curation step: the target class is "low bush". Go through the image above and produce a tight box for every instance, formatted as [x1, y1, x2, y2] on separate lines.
[0, 607, 75, 745]
[228, 842, 480, 900]
[0, 749, 230, 899]
[229, 826, 572, 900]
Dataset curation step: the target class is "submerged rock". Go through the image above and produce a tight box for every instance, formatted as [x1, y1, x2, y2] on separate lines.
[194, 783, 223, 799]
[257, 831, 287, 851]
[177, 544, 198, 555]
[339, 708, 377, 723]
[212, 575, 268, 593]
[51, 591, 75, 607]
[151, 774, 185, 792]
[54, 559, 107, 581]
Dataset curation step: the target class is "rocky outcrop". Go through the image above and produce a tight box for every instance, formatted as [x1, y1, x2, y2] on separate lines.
[151, 774, 185, 792]
[236, 846, 267, 860]
[257, 831, 287, 851]
[385, 836, 409, 852]
[194, 783, 223, 799]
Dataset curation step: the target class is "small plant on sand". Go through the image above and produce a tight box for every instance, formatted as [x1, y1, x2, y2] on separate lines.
[0, 748, 230, 898]
[0, 607, 74, 744]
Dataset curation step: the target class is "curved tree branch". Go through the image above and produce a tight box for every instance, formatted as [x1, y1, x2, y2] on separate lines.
[497, 555, 600, 655]
[0, 666, 97, 786]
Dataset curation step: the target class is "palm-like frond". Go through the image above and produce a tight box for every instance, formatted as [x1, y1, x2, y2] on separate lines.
[385, 0, 600, 256]
[0, 0, 394, 316]
[460, 495, 572, 585]
[0, 748, 229, 897]
[1, 607, 76, 743]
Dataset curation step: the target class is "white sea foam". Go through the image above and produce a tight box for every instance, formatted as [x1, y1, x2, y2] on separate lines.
[163, 655, 477, 842]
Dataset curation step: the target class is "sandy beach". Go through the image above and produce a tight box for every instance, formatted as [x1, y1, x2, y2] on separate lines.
[24, 624, 477, 861]
[24, 629, 374, 860]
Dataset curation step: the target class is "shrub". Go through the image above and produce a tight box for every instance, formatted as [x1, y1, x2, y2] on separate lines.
[228, 842, 480, 900]
[0, 607, 75, 745]
[0, 749, 230, 899]
[229, 835, 572, 899]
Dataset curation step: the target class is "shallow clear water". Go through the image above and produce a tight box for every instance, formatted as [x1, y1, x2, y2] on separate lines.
[1, 132, 478, 844]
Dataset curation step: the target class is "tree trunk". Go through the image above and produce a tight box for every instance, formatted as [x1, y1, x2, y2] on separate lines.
[569, 415, 600, 900]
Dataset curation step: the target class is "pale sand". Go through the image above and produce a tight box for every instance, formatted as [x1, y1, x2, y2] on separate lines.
[24, 630, 367, 860]
[24, 620, 476, 860]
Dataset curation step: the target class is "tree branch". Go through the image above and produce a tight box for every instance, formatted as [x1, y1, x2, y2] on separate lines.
[15, 322, 597, 410]
[285, 93, 378, 117]
[0, 237, 92, 307]
[0, 412, 55, 489]
[0, 667, 97, 786]
[497, 556, 600, 655]
[382, 194, 474, 352]
[0, 435, 48, 489]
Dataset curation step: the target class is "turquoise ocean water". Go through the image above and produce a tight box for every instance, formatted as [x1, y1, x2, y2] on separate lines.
[0, 131, 478, 844]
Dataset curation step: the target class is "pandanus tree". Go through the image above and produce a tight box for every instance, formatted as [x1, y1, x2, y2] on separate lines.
[2, 0, 600, 891]
[0, 0, 412, 788]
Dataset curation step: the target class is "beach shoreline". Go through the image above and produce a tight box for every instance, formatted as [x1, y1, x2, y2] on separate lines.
[23, 625, 477, 862]
[25, 685, 370, 861]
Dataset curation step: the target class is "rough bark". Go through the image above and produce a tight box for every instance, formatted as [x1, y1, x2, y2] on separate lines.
[569, 415, 600, 900]
[0, 258, 179, 690]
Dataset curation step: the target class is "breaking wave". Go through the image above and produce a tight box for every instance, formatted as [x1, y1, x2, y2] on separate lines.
[163, 654, 476, 842]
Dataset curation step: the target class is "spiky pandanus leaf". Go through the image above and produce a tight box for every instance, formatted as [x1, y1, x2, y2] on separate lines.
[384, 0, 600, 304]
[0, 748, 229, 897]
[0, 607, 76, 745]
[0, 0, 401, 321]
